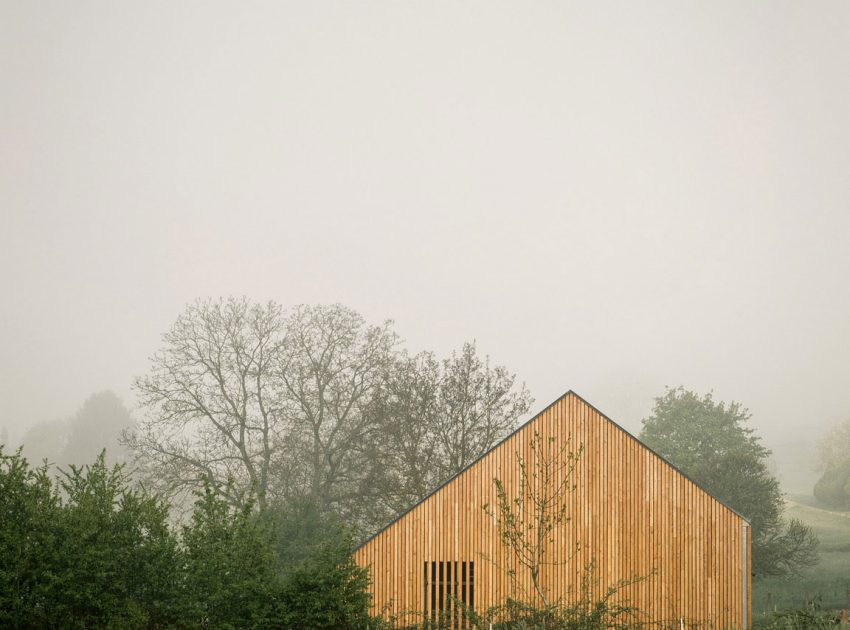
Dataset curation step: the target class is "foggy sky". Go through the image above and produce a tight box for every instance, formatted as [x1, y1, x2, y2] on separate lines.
[2, 1, 849, 492]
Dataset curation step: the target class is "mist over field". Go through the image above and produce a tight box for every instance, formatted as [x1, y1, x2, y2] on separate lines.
[2, 1, 849, 496]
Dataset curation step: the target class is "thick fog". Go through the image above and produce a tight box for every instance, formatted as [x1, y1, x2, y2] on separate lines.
[2, 1, 848, 492]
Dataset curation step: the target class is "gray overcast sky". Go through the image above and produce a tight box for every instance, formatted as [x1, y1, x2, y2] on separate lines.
[2, 1, 849, 490]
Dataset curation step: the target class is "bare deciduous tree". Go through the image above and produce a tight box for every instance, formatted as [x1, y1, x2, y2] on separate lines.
[275, 304, 399, 526]
[366, 352, 442, 518]
[436, 342, 533, 481]
[368, 342, 534, 526]
[127, 297, 285, 511]
[484, 431, 583, 608]
[127, 299, 533, 535]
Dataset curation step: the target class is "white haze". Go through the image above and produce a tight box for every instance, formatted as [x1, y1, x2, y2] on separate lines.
[2, 1, 849, 492]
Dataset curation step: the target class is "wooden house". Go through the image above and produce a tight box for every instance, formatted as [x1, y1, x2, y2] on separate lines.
[355, 391, 751, 628]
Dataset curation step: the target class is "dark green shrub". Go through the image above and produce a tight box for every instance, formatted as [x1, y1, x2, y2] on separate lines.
[51, 455, 183, 628]
[814, 461, 850, 511]
[0, 448, 183, 629]
[267, 495, 350, 574]
[277, 544, 372, 629]
[0, 448, 60, 628]
[0, 449, 379, 629]
[267, 496, 373, 629]
[181, 480, 280, 628]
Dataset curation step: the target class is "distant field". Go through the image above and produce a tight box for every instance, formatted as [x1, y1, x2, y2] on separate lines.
[752, 494, 850, 614]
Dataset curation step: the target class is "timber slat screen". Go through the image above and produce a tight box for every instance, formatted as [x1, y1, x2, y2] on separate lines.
[355, 391, 751, 629]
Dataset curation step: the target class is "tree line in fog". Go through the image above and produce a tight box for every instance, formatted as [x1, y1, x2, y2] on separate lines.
[3, 297, 829, 581]
[126, 298, 533, 533]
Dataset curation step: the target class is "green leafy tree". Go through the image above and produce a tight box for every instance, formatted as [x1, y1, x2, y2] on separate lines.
[813, 462, 850, 510]
[0, 448, 183, 629]
[269, 495, 349, 573]
[0, 447, 60, 628]
[19, 419, 67, 468]
[814, 419, 850, 510]
[277, 542, 372, 630]
[182, 485, 374, 629]
[49, 453, 183, 628]
[1, 447, 377, 629]
[182, 479, 280, 628]
[60, 391, 135, 467]
[640, 387, 819, 577]
[266, 496, 373, 629]
[19, 391, 134, 471]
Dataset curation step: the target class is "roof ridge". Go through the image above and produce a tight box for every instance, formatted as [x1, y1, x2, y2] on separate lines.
[355, 389, 749, 551]
[566, 390, 750, 523]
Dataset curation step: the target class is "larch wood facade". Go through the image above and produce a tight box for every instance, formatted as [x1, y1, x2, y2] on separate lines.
[355, 391, 752, 629]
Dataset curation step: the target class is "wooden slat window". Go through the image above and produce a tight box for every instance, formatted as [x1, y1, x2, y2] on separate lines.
[424, 560, 474, 627]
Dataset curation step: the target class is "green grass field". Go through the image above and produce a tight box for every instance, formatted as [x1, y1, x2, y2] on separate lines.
[752, 494, 850, 615]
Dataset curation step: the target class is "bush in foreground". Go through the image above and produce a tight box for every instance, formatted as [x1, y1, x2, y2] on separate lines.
[0, 448, 183, 628]
[0, 447, 375, 629]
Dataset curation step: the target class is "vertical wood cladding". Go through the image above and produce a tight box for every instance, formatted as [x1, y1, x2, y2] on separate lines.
[355, 391, 751, 629]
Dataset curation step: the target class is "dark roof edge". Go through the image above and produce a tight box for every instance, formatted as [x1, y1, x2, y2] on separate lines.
[356, 389, 749, 551]
[355, 388, 571, 549]
[568, 390, 751, 524]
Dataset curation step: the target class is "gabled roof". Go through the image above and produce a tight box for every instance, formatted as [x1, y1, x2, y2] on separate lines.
[357, 389, 749, 550]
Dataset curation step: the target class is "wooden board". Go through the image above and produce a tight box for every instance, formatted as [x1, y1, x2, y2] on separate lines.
[355, 391, 751, 628]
